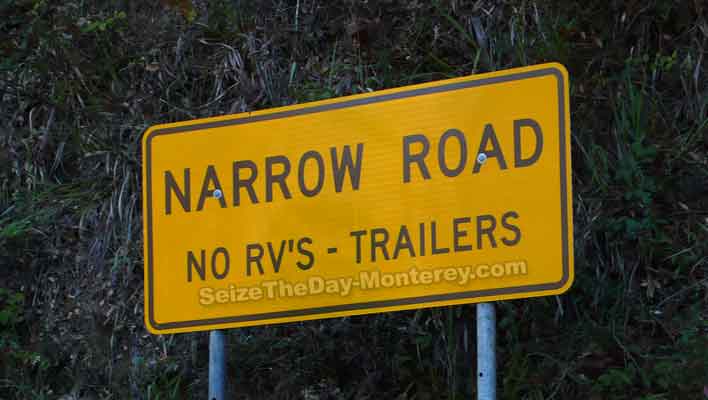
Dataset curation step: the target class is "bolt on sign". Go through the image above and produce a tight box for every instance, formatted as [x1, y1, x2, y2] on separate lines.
[142, 63, 573, 334]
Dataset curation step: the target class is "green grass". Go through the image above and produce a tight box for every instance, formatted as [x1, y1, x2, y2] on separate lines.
[1, 0, 706, 398]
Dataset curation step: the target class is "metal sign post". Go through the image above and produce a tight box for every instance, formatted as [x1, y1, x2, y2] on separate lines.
[138, 63, 572, 398]
[476, 302, 496, 400]
[208, 330, 226, 400]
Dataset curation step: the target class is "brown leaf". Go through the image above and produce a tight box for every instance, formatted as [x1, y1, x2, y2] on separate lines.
[145, 63, 160, 72]
[160, 0, 195, 21]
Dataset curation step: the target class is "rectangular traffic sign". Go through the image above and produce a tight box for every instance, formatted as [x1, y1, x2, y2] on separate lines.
[142, 63, 573, 334]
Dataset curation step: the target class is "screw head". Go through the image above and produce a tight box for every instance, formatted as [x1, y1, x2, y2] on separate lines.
[213, 189, 223, 199]
[477, 153, 488, 164]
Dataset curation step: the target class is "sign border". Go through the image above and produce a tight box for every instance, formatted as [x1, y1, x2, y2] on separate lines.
[143, 65, 571, 332]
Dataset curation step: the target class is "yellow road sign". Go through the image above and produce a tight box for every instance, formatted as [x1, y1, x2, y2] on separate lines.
[142, 62, 573, 334]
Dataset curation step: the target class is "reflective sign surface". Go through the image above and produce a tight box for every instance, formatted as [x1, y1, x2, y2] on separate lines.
[142, 63, 573, 334]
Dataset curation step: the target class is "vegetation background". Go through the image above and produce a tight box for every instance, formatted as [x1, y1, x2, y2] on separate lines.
[1, 0, 707, 398]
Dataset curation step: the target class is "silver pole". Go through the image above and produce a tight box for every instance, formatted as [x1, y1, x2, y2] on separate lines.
[476, 302, 496, 400]
[208, 330, 226, 400]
